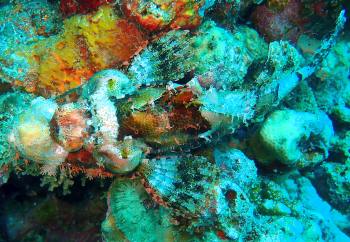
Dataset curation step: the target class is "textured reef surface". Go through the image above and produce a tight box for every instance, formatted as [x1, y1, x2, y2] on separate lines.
[0, 0, 349, 241]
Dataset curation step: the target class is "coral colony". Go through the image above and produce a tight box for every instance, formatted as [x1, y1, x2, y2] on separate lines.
[0, 0, 349, 241]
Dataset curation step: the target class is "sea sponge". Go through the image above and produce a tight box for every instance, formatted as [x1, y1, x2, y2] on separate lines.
[14, 5, 147, 96]
[252, 109, 334, 168]
[121, 0, 174, 31]
[9, 97, 68, 165]
[60, 0, 115, 16]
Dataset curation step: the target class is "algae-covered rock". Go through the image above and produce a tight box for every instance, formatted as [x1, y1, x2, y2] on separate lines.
[252, 172, 350, 241]
[252, 109, 334, 168]
[330, 131, 350, 164]
[312, 161, 350, 214]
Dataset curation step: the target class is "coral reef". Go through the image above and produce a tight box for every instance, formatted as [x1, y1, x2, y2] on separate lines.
[0, 0, 349, 241]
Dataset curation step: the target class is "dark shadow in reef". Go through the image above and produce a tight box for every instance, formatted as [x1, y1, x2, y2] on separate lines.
[0, 174, 111, 242]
